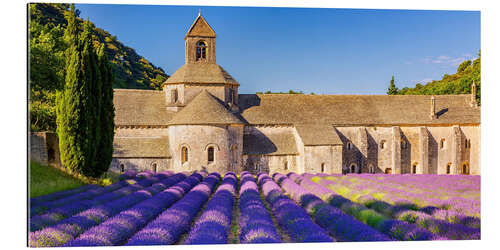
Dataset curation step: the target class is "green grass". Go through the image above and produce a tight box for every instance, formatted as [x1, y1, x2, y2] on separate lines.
[29, 161, 119, 198]
[30, 161, 87, 198]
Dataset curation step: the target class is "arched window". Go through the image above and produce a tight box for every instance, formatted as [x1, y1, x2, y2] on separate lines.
[440, 138, 446, 149]
[380, 140, 386, 149]
[446, 163, 452, 174]
[465, 139, 471, 149]
[412, 163, 417, 174]
[321, 163, 326, 173]
[120, 164, 125, 173]
[196, 41, 207, 60]
[369, 164, 375, 174]
[207, 146, 214, 163]
[347, 142, 353, 150]
[462, 163, 469, 175]
[151, 162, 157, 173]
[284, 161, 288, 171]
[181, 146, 189, 164]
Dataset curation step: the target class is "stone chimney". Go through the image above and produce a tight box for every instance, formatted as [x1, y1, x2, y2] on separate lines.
[430, 95, 437, 119]
[470, 81, 478, 107]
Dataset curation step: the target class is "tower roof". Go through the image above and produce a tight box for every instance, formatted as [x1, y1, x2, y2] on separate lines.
[185, 14, 216, 39]
[167, 90, 244, 125]
[162, 63, 239, 86]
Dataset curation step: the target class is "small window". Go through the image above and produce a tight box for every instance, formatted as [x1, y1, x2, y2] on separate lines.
[369, 165, 375, 174]
[465, 139, 471, 149]
[446, 163, 452, 174]
[412, 164, 417, 174]
[120, 164, 125, 173]
[207, 146, 214, 163]
[350, 164, 356, 174]
[171, 89, 178, 103]
[232, 145, 238, 164]
[440, 139, 446, 149]
[254, 163, 259, 171]
[347, 142, 353, 150]
[151, 162, 157, 173]
[321, 163, 326, 173]
[196, 41, 207, 60]
[181, 146, 189, 164]
[401, 140, 407, 149]
[284, 161, 288, 171]
[380, 140, 386, 149]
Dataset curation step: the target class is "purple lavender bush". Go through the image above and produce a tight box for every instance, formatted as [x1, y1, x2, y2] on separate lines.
[259, 173, 333, 243]
[29, 173, 187, 247]
[30, 184, 100, 208]
[297, 175, 437, 241]
[239, 172, 282, 244]
[123, 173, 220, 246]
[282, 173, 390, 242]
[65, 173, 204, 246]
[184, 172, 237, 244]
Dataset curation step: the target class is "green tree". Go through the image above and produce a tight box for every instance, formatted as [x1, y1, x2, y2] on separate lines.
[457, 60, 472, 73]
[96, 44, 115, 176]
[56, 4, 90, 175]
[56, 6, 105, 177]
[387, 75, 398, 95]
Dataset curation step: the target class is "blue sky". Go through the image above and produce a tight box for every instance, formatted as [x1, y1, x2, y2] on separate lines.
[76, 4, 480, 94]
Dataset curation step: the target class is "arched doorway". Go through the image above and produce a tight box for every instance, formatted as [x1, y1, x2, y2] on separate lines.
[446, 163, 452, 174]
[321, 163, 326, 173]
[385, 168, 392, 174]
[350, 163, 357, 174]
[412, 163, 418, 174]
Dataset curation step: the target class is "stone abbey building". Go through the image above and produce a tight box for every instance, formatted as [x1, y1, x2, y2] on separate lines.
[33, 14, 480, 175]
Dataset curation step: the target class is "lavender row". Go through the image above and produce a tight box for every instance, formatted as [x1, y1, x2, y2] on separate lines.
[238, 172, 282, 244]
[30, 179, 135, 217]
[30, 184, 100, 208]
[294, 174, 437, 241]
[30, 176, 164, 232]
[279, 173, 390, 242]
[29, 173, 187, 247]
[394, 210, 480, 240]
[184, 173, 237, 244]
[118, 170, 137, 181]
[258, 173, 333, 242]
[66, 172, 205, 246]
[124, 173, 220, 245]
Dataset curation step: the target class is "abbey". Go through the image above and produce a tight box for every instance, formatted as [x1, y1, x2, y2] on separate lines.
[110, 14, 481, 175]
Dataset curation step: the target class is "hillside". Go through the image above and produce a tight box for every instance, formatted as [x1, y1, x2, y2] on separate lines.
[29, 3, 169, 131]
[390, 52, 481, 105]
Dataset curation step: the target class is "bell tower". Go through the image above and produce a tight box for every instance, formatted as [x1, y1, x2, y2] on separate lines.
[185, 12, 217, 64]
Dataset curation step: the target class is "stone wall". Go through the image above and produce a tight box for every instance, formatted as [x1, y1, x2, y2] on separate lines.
[110, 158, 170, 174]
[29, 132, 61, 167]
[303, 145, 342, 174]
[168, 124, 243, 173]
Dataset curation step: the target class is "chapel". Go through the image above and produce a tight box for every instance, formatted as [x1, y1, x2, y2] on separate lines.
[108, 14, 481, 175]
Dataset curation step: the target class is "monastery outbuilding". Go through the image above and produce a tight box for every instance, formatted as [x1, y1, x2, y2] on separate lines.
[31, 14, 481, 176]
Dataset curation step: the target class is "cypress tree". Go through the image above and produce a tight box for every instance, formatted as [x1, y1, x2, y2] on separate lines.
[387, 75, 399, 95]
[96, 44, 115, 176]
[57, 7, 105, 177]
[56, 4, 91, 175]
[81, 20, 102, 177]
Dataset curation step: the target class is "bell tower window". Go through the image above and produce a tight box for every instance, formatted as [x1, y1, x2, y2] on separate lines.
[196, 41, 207, 61]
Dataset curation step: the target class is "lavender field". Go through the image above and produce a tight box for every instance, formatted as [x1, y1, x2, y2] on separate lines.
[29, 170, 480, 247]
